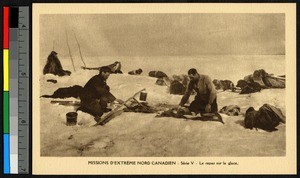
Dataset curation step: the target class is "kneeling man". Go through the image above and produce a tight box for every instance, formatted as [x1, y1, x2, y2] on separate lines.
[178, 68, 218, 115]
[79, 66, 123, 121]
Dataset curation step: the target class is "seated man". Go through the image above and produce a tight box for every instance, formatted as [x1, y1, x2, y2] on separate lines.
[79, 66, 123, 122]
[178, 68, 218, 115]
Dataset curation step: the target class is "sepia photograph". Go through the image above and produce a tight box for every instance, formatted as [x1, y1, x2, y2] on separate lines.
[32, 3, 296, 174]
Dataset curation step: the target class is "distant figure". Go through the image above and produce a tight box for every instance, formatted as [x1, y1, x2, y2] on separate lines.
[177, 68, 218, 114]
[128, 68, 143, 75]
[78, 66, 123, 121]
[81, 61, 123, 74]
[148, 71, 168, 78]
[43, 51, 71, 76]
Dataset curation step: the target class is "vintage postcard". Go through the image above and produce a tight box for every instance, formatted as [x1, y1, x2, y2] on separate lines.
[32, 3, 296, 174]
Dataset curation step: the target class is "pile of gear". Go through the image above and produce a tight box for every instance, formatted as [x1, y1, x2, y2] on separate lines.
[237, 69, 285, 94]
[218, 103, 285, 132]
[123, 100, 157, 113]
[156, 106, 224, 124]
[244, 104, 285, 132]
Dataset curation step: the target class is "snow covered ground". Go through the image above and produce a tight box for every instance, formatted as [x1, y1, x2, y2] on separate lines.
[39, 69, 285, 157]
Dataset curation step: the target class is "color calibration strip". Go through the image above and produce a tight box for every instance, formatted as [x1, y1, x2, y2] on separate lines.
[3, 6, 10, 174]
[3, 6, 29, 174]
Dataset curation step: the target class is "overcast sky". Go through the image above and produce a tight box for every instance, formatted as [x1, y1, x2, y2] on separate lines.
[40, 13, 285, 57]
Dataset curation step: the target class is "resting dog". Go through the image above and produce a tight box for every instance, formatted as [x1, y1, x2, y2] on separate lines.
[41, 85, 83, 99]
[170, 80, 186, 95]
[128, 68, 143, 75]
[172, 74, 189, 87]
[213, 79, 235, 91]
[220, 105, 241, 116]
[236, 80, 261, 94]
[155, 74, 190, 95]
[149, 71, 168, 78]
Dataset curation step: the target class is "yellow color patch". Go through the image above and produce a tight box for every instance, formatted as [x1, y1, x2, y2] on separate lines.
[3, 49, 9, 91]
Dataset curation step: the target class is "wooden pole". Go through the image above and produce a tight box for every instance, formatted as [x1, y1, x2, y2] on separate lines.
[65, 29, 76, 72]
[73, 30, 86, 68]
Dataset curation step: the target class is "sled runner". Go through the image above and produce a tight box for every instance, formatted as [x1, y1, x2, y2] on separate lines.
[50, 100, 80, 106]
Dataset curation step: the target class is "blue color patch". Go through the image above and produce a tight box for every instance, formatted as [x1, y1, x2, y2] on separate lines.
[4, 134, 10, 174]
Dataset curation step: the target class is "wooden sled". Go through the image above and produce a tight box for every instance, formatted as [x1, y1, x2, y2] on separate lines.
[94, 88, 146, 126]
[81, 66, 100, 70]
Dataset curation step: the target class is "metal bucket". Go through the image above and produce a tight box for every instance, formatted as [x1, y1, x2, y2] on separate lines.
[66, 112, 78, 126]
[139, 91, 147, 101]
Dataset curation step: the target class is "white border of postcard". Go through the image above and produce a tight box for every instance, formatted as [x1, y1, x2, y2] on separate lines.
[32, 3, 296, 175]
